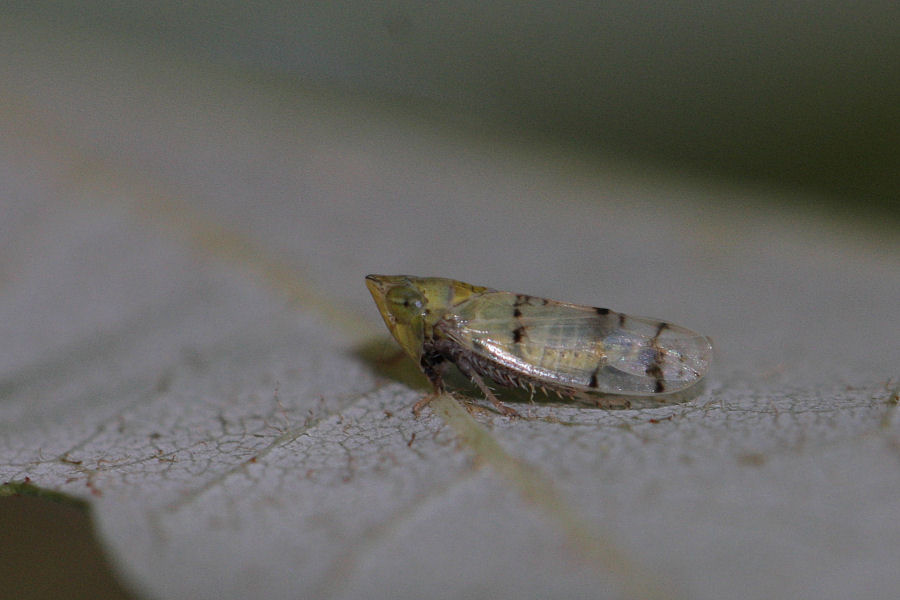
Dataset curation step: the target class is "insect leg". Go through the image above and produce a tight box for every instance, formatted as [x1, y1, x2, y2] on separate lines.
[420, 352, 447, 390]
[411, 393, 437, 417]
[425, 337, 519, 417]
[464, 368, 519, 417]
[413, 351, 449, 416]
[447, 354, 519, 417]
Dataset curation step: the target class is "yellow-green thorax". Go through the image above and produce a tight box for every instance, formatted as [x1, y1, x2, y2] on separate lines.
[365, 274, 488, 361]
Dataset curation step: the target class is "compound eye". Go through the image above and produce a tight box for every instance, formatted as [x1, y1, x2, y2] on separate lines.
[386, 286, 424, 312]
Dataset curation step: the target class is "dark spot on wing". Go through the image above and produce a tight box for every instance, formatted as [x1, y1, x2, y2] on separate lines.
[653, 322, 669, 340]
[595, 307, 610, 315]
[588, 367, 600, 388]
[645, 360, 665, 393]
[514, 294, 528, 307]
[646, 323, 669, 392]
[618, 313, 627, 327]
[513, 325, 526, 343]
[541, 298, 549, 305]
[513, 307, 522, 318]
[645, 363, 663, 379]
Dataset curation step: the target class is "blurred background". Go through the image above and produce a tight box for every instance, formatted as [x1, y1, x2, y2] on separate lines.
[4, 1, 898, 221]
[1, 3, 898, 600]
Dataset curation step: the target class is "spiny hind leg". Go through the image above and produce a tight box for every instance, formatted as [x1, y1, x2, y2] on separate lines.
[465, 369, 519, 417]
[420, 341, 519, 417]
[446, 354, 518, 417]
[413, 377, 518, 418]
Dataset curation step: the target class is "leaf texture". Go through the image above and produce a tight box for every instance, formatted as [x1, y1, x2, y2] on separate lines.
[2, 18, 899, 600]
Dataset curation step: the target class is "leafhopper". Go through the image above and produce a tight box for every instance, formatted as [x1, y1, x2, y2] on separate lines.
[366, 275, 712, 416]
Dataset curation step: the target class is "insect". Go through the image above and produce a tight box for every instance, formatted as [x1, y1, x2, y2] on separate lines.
[365, 275, 713, 416]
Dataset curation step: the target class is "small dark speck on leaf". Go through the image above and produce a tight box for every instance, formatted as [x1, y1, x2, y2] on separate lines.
[737, 453, 767, 466]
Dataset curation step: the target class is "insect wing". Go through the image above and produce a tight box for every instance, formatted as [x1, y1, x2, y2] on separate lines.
[442, 292, 712, 395]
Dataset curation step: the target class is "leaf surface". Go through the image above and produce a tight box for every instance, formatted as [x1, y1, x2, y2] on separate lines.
[2, 19, 899, 600]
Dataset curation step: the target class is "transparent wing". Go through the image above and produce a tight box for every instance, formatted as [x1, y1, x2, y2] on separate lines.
[442, 291, 712, 395]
